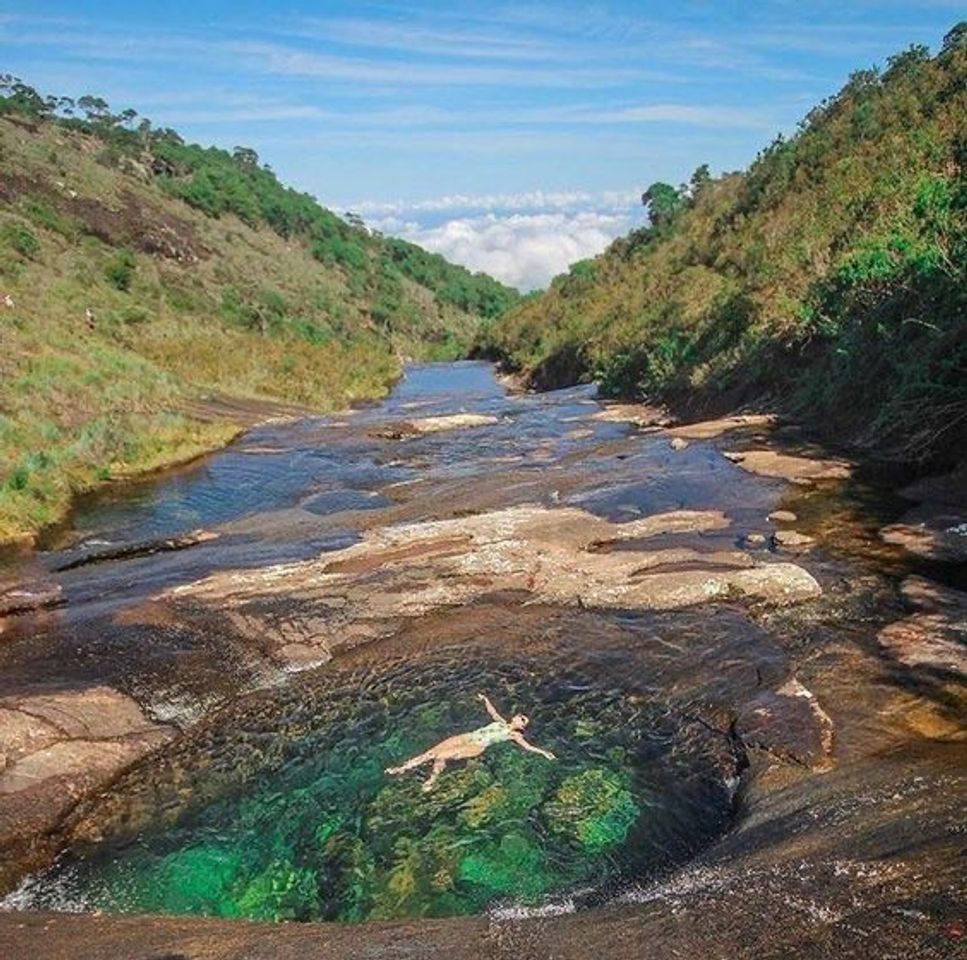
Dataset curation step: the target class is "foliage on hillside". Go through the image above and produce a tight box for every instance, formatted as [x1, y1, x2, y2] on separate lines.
[479, 27, 966, 464]
[0, 81, 518, 542]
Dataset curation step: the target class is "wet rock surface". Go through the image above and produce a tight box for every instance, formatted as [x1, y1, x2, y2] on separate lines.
[723, 448, 852, 484]
[0, 363, 963, 957]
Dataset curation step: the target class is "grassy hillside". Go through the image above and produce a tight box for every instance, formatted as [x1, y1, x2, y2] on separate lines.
[0, 83, 518, 543]
[479, 27, 966, 465]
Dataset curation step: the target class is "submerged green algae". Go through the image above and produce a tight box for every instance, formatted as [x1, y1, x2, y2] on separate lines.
[24, 651, 733, 922]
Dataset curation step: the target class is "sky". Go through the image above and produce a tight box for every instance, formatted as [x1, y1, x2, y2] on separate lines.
[0, 2, 960, 289]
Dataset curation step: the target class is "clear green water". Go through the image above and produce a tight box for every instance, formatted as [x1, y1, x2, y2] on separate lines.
[17, 646, 733, 921]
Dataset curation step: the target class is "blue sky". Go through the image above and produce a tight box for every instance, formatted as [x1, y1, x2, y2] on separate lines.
[1, 2, 960, 288]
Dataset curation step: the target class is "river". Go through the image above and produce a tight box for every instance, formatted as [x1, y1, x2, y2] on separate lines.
[0, 361, 962, 958]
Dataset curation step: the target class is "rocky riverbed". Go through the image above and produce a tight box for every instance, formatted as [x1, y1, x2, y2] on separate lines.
[0, 362, 963, 958]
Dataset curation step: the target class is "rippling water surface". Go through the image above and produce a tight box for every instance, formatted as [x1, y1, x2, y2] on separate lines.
[11, 635, 736, 921]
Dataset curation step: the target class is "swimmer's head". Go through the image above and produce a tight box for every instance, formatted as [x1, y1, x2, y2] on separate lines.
[510, 714, 529, 730]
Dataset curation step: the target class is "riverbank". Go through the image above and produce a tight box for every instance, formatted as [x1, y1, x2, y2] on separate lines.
[0, 106, 517, 548]
[0, 358, 397, 549]
[476, 34, 966, 469]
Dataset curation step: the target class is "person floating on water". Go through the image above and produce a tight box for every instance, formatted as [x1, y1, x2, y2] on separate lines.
[386, 693, 557, 792]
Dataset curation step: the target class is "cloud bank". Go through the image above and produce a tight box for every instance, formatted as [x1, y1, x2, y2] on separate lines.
[378, 209, 632, 291]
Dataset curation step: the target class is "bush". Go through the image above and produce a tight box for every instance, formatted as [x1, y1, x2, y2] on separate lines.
[1, 221, 40, 258]
[104, 248, 136, 291]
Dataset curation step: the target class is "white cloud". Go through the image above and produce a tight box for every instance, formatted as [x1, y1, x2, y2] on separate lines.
[388, 211, 631, 291]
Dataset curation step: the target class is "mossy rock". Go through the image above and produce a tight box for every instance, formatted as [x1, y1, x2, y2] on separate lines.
[544, 768, 639, 853]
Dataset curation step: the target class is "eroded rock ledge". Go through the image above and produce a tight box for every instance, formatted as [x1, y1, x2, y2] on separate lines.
[0, 686, 173, 884]
[170, 505, 821, 670]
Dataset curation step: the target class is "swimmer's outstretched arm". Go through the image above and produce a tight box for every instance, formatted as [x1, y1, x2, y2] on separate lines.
[510, 731, 556, 761]
[477, 692, 506, 723]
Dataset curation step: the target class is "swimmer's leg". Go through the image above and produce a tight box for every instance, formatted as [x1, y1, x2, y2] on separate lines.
[422, 758, 446, 792]
[386, 750, 435, 775]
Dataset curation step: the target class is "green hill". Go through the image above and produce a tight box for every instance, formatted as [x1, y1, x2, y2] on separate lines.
[0, 80, 519, 542]
[478, 27, 966, 466]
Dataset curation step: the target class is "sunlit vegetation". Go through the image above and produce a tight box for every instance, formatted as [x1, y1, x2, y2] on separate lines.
[479, 28, 966, 464]
[0, 78, 519, 542]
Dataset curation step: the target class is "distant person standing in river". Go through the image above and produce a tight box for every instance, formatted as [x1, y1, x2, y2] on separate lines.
[386, 693, 557, 792]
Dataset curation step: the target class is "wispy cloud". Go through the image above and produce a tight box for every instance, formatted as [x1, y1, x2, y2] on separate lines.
[291, 16, 563, 62]
[1, 23, 656, 90]
[588, 103, 772, 129]
[349, 188, 641, 217]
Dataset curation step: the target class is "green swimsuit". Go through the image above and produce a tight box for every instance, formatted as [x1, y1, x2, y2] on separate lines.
[465, 720, 512, 748]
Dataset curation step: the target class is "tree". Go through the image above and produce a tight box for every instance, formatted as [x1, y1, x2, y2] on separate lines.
[232, 146, 260, 169]
[689, 164, 711, 199]
[941, 21, 966, 55]
[641, 182, 686, 228]
[78, 95, 110, 123]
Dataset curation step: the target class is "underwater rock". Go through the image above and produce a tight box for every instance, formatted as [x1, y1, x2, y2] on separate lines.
[878, 613, 967, 679]
[768, 510, 798, 523]
[899, 575, 967, 613]
[669, 437, 689, 451]
[771, 530, 816, 550]
[544, 768, 639, 853]
[879, 515, 967, 563]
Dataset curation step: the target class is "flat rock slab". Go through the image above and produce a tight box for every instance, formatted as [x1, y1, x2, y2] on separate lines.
[667, 414, 777, 440]
[0, 710, 61, 769]
[0, 685, 175, 885]
[0, 686, 162, 741]
[723, 449, 851, 484]
[591, 404, 669, 427]
[736, 677, 835, 771]
[171, 505, 821, 660]
[50, 528, 218, 572]
[372, 414, 500, 438]
[0, 736, 168, 796]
